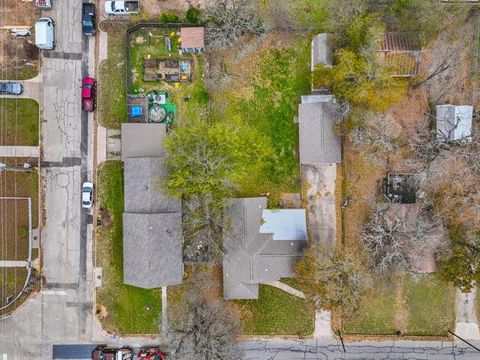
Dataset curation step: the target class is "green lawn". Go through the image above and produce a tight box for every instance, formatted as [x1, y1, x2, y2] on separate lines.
[224, 38, 311, 203]
[98, 23, 128, 129]
[0, 268, 28, 309]
[96, 161, 162, 334]
[342, 274, 456, 337]
[234, 284, 314, 336]
[343, 282, 398, 335]
[0, 99, 39, 145]
[404, 274, 456, 336]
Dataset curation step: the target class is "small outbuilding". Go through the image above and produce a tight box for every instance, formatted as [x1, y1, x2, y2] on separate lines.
[436, 104, 473, 142]
[180, 27, 205, 53]
[384, 173, 418, 204]
[311, 33, 332, 72]
[377, 32, 421, 77]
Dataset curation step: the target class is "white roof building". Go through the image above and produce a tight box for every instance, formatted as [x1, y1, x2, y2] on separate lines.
[436, 105, 473, 142]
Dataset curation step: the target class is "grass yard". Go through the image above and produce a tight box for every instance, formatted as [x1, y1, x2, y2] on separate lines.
[98, 23, 128, 129]
[0, 268, 28, 309]
[343, 274, 456, 337]
[222, 36, 311, 203]
[404, 274, 455, 336]
[234, 284, 314, 336]
[96, 161, 162, 334]
[0, 98, 39, 146]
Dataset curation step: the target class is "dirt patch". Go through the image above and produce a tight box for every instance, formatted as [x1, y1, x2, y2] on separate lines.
[0, 0, 40, 80]
[142, 0, 205, 14]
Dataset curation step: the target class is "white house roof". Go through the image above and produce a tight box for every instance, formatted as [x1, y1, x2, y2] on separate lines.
[436, 105, 473, 141]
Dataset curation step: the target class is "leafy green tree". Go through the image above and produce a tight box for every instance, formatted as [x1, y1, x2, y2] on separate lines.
[314, 49, 408, 112]
[164, 118, 273, 199]
[160, 10, 180, 24]
[439, 225, 480, 292]
[294, 246, 371, 314]
[185, 6, 201, 24]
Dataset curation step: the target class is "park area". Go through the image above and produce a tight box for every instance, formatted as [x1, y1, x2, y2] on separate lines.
[0, 157, 39, 313]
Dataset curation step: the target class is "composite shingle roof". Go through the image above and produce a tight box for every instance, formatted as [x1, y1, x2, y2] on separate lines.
[222, 198, 307, 300]
[298, 101, 341, 165]
[180, 27, 205, 49]
[123, 213, 183, 288]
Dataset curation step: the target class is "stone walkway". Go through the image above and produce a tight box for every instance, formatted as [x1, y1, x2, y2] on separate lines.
[0, 146, 39, 158]
[0, 260, 28, 268]
[455, 287, 480, 340]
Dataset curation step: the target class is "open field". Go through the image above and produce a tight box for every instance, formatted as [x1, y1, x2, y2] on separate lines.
[233, 284, 315, 336]
[0, 99, 39, 146]
[0, 0, 40, 80]
[96, 161, 162, 334]
[98, 23, 128, 129]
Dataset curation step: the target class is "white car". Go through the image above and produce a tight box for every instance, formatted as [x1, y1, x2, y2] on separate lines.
[82, 182, 94, 209]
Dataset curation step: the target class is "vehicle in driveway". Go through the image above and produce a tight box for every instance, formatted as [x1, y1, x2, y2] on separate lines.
[0, 82, 23, 95]
[104, 1, 139, 15]
[91, 346, 133, 360]
[81, 182, 94, 209]
[35, 17, 55, 50]
[81, 77, 96, 112]
[82, 3, 96, 36]
[137, 347, 167, 360]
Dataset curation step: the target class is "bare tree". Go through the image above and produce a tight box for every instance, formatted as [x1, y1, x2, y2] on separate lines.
[202, 0, 266, 49]
[167, 270, 243, 360]
[362, 203, 442, 274]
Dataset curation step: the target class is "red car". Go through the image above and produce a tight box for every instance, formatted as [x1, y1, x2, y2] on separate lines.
[91, 346, 133, 360]
[137, 347, 166, 360]
[82, 77, 96, 112]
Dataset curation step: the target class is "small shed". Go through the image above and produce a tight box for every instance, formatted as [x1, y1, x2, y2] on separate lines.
[311, 33, 332, 72]
[436, 105, 473, 142]
[384, 173, 418, 204]
[180, 27, 205, 53]
[377, 32, 421, 77]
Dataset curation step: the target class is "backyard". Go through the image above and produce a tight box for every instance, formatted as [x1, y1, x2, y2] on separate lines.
[0, 99, 39, 146]
[96, 161, 162, 334]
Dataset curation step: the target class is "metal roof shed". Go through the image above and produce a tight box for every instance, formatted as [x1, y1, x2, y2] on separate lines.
[311, 33, 332, 72]
[436, 105, 473, 142]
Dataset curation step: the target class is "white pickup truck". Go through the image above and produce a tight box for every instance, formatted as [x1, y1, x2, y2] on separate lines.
[104, 1, 139, 15]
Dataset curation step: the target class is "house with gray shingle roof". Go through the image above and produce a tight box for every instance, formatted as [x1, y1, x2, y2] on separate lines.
[222, 198, 307, 300]
[298, 96, 341, 165]
[121, 123, 183, 288]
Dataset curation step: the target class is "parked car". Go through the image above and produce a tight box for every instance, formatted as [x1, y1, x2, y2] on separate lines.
[82, 3, 96, 36]
[104, 1, 139, 15]
[81, 77, 96, 112]
[91, 346, 133, 360]
[81, 182, 94, 209]
[0, 82, 23, 95]
[137, 347, 167, 360]
[35, 17, 55, 50]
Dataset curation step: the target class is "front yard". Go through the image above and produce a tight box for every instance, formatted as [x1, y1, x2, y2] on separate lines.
[0, 99, 39, 146]
[96, 161, 162, 334]
[233, 284, 315, 336]
[343, 274, 456, 336]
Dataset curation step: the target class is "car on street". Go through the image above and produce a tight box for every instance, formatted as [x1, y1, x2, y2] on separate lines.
[82, 3, 96, 36]
[137, 347, 167, 360]
[81, 182, 94, 209]
[0, 82, 23, 95]
[91, 346, 133, 360]
[81, 77, 96, 112]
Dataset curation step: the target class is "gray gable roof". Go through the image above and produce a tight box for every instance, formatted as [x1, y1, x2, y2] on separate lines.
[124, 157, 181, 214]
[222, 198, 307, 300]
[123, 213, 183, 288]
[298, 101, 341, 165]
[121, 123, 167, 160]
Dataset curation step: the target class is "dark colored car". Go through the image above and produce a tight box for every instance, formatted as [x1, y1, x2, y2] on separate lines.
[137, 347, 167, 360]
[0, 82, 23, 95]
[91, 346, 133, 360]
[82, 3, 96, 36]
[81, 77, 95, 112]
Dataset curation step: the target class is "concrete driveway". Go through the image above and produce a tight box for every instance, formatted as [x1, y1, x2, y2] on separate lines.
[0, 74, 42, 102]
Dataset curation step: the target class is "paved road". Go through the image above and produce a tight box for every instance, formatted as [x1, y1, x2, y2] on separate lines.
[0, 1, 96, 358]
[241, 339, 480, 360]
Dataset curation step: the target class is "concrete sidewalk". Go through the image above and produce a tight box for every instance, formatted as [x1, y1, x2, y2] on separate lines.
[455, 287, 480, 340]
[0, 146, 39, 157]
[0, 260, 28, 268]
